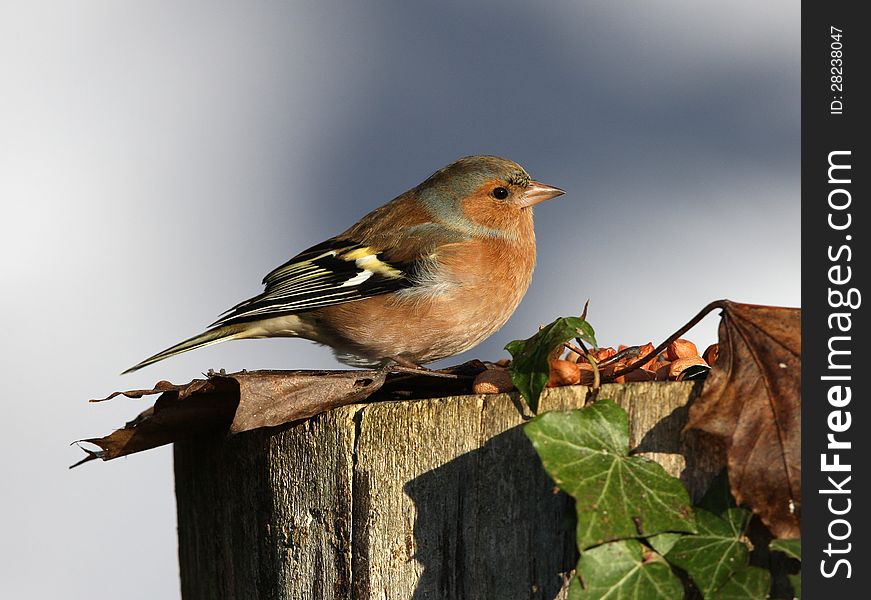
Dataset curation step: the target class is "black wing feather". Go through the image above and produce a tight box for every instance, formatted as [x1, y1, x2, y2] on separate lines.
[210, 238, 417, 327]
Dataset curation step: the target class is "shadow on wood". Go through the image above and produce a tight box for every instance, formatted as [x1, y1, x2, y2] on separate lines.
[402, 427, 577, 599]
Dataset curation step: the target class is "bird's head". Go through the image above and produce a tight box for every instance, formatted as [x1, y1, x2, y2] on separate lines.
[416, 155, 564, 240]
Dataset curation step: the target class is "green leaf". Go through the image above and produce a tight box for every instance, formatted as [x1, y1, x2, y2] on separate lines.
[708, 566, 771, 599]
[787, 573, 801, 599]
[647, 533, 682, 556]
[525, 401, 696, 549]
[769, 538, 801, 561]
[769, 539, 800, 599]
[505, 316, 597, 412]
[567, 575, 583, 599]
[665, 508, 752, 596]
[569, 539, 684, 600]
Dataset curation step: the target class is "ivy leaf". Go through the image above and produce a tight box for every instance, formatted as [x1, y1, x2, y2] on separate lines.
[568, 539, 683, 600]
[769, 538, 801, 561]
[525, 400, 695, 549]
[708, 566, 771, 600]
[567, 576, 583, 598]
[770, 539, 801, 599]
[787, 574, 801, 599]
[505, 316, 596, 412]
[647, 533, 682, 556]
[665, 507, 751, 596]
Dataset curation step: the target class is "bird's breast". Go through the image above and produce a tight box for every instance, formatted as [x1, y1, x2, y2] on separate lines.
[401, 235, 536, 306]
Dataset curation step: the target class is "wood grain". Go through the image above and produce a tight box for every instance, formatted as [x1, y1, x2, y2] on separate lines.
[175, 381, 722, 599]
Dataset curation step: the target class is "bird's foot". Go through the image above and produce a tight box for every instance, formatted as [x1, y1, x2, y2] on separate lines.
[381, 357, 460, 379]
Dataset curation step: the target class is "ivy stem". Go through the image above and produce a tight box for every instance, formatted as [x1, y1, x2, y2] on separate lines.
[563, 342, 601, 389]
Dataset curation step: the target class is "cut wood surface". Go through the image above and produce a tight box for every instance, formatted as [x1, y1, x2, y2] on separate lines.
[175, 381, 724, 600]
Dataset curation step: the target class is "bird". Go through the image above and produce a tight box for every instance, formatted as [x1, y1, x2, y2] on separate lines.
[123, 155, 564, 374]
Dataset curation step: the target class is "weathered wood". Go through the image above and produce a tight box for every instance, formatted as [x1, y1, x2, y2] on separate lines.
[175, 381, 723, 600]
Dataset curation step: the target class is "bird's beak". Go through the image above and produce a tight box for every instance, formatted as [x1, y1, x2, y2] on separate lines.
[518, 181, 565, 208]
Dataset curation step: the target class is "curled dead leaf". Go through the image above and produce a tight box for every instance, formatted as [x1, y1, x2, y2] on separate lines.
[703, 343, 720, 366]
[687, 301, 800, 538]
[75, 362, 487, 466]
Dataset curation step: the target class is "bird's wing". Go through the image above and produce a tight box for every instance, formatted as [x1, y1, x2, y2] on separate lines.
[209, 238, 418, 327]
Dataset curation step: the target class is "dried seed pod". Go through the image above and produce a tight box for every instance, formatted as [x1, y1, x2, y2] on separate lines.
[547, 359, 581, 387]
[637, 342, 658, 370]
[589, 347, 616, 362]
[666, 339, 699, 361]
[608, 344, 655, 370]
[668, 356, 708, 379]
[473, 368, 515, 394]
[703, 343, 719, 366]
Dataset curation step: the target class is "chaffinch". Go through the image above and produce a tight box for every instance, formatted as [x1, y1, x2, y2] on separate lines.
[124, 155, 564, 373]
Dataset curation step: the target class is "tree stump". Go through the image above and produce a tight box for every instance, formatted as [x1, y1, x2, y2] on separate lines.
[174, 381, 724, 600]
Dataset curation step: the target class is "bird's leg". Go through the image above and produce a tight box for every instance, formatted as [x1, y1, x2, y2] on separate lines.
[390, 354, 427, 369]
[381, 356, 460, 379]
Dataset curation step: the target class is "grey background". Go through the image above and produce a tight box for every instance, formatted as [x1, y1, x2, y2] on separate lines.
[1, 1, 799, 598]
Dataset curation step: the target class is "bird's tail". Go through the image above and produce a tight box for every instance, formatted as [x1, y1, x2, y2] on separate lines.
[122, 323, 253, 374]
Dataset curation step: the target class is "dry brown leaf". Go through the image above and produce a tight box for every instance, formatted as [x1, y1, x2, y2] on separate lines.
[74, 362, 486, 467]
[686, 301, 800, 538]
[228, 369, 387, 433]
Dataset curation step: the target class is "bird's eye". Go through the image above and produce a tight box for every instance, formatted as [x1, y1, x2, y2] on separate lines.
[492, 187, 509, 200]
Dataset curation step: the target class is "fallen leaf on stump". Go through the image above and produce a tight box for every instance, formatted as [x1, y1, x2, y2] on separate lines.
[686, 301, 800, 538]
[74, 362, 486, 467]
